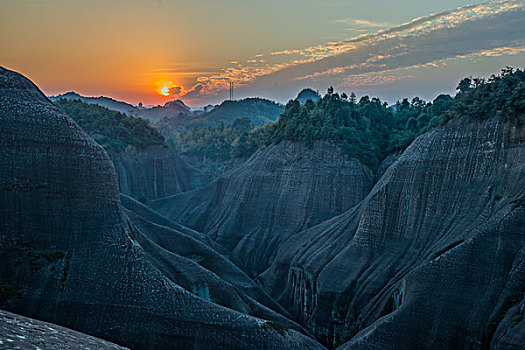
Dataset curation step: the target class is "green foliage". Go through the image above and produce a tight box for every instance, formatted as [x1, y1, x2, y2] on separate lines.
[260, 92, 445, 169]
[201, 98, 283, 126]
[158, 97, 283, 132]
[451, 67, 525, 123]
[238, 68, 523, 170]
[296, 88, 321, 104]
[165, 117, 258, 162]
[55, 99, 166, 152]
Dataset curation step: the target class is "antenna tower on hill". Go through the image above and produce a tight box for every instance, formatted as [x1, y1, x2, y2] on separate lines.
[229, 81, 234, 101]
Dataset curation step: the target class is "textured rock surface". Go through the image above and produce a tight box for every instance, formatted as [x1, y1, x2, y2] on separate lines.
[0, 66, 324, 350]
[0, 309, 127, 349]
[110, 145, 205, 200]
[260, 116, 525, 349]
[150, 141, 374, 276]
[121, 194, 304, 331]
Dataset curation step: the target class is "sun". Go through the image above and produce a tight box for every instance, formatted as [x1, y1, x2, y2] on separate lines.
[160, 86, 170, 96]
[156, 81, 184, 97]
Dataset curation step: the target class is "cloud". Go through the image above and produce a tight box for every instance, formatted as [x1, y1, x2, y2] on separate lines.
[334, 18, 392, 28]
[180, 84, 204, 100]
[166, 85, 181, 95]
[182, 0, 525, 102]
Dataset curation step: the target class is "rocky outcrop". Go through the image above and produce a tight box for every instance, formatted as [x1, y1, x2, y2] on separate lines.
[110, 145, 205, 200]
[260, 116, 525, 348]
[0, 309, 127, 349]
[0, 66, 324, 350]
[150, 141, 374, 276]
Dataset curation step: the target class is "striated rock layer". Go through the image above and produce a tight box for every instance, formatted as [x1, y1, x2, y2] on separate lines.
[260, 115, 525, 349]
[110, 145, 205, 200]
[150, 141, 374, 276]
[0, 66, 324, 350]
[0, 309, 127, 349]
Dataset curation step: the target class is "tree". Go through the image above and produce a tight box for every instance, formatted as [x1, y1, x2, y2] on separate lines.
[456, 77, 473, 94]
[349, 92, 357, 104]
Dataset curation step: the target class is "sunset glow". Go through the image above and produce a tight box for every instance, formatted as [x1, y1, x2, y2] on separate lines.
[1, 0, 524, 107]
[160, 86, 170, 96]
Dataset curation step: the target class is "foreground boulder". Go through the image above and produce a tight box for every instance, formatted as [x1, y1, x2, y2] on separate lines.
[0, 309, 127, 349]
[0, 66, 324, 350]
[150, 141, 374, 276]
[261, 115, 525, 349]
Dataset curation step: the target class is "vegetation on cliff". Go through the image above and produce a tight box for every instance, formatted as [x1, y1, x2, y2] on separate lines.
[165, 117, 258, 161]
[55, 99, 166, 152]
[452, 67, 524, 123]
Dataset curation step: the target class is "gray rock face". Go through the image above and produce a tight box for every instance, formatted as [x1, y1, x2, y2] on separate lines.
[110, 145, 205, 200]
[121, 194, 305, 332]
[0, 66, 324, 350]
[150, 141, 374, 276]
[0, 309, 127, 349]
[260, 116, 525, 349]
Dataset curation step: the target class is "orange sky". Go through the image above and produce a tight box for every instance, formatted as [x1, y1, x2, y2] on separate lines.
[1, 0, 524, 107]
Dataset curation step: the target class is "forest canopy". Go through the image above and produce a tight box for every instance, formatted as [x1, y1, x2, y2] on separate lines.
[55, 99, 166, 152]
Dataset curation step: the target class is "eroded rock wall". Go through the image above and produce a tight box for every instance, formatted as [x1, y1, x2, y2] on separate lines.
[110, 145, 205, 200]
[150, 141, 374, 276]
[260, 116, 525, 349]
[0, 66, 324, 350]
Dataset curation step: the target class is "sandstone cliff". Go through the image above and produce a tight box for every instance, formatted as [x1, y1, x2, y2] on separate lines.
[150, 141, 375, 276]
[0, 66, 324, 350]
[110, 145, 205, 200]
[260, 115, 525, 349]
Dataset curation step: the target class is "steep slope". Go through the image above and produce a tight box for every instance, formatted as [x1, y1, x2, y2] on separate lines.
[0, 309, 127, 349]
[150, 141, 374, 276]
[0, 66, 324, 350]
[260, 115, 525, 348]
[120, 194, 302, 329]
[110, 145, 205, 200]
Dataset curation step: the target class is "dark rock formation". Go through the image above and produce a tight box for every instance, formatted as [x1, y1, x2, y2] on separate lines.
[110, 145, 205, 200]
[0, 66, 324, 350]
[121, 194, 304, 331]
[260, 116, 525, 349]
[150, 141, 374, 276]
[0, 309, 127, 349]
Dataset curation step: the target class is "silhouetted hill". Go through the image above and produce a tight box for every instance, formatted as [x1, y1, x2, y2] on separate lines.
[50, 92, 191, 124]
[296, 88, 321, 104]
[49, 91, 139, 116]
[158, 97, 284, 130]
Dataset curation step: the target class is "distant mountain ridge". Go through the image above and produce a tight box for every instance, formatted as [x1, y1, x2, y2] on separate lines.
[159, 97, 284, 130]
[49, 91, 191, 124]
[49, 91, 139, 115]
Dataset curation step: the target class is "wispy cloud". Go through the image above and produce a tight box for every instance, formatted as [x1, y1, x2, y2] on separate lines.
[176, 0, 525, 102]
[333, 18, 392, 28]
